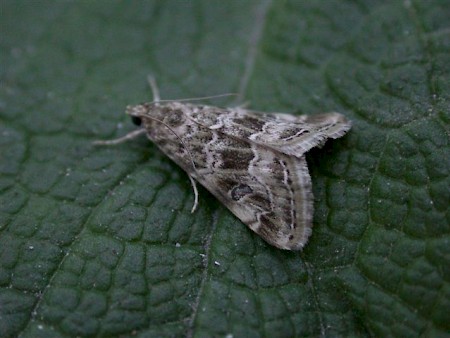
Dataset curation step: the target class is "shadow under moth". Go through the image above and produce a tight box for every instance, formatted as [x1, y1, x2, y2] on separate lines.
[95, 77, 351, 250]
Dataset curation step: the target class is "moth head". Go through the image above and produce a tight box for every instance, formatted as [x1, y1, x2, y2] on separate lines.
[125, 103, 187, 129]
[125, 104, 148, 127]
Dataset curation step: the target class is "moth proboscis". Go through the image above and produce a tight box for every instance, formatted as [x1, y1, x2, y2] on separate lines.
[94, 76, 351, 250]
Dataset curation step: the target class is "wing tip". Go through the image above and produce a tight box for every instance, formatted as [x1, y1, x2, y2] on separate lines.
[266, 225, 313, 251]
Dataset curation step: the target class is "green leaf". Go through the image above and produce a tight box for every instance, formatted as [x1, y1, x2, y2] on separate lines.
[1, 1, 449, 337]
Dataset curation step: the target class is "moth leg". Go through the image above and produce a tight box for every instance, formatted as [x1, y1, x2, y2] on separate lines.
[93, 128, 147, 145]
[188, 175, 199, 213]
[147, 74, 161, 103]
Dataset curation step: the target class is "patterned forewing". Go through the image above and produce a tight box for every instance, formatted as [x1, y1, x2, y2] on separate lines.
[186, 104, 351, 157]
[134, 101, 350, 250]
[188, 130, 314, 250]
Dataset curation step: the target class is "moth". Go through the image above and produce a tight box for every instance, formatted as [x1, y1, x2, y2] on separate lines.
[95, 77, 351, 250]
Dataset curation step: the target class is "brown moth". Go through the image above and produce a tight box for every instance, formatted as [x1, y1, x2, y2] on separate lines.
[95, 77, 351, 250]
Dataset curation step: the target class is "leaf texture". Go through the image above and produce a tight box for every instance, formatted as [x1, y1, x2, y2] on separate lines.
[0, 1, 449, 337]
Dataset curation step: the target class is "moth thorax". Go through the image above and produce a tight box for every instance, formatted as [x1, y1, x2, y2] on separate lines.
[159, 106, 186, 128]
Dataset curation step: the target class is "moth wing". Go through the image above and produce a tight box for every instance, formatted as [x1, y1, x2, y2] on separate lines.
[230, 110, 351, 157]
[187, 105, 351, 157]
[194, 145, 313, 250]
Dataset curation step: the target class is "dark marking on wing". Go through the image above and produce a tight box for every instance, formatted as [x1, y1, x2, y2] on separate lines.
[234, 116, 266, 131]
[217, 177, 238, 192]
[231, 184, 253, 201]
[164, 109, 185, 127]
[219, 149, 253, 170]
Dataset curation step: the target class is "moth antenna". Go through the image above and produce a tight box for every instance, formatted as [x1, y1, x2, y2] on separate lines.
[143, 115, 199, 177]
[154, 93, 238, 104]
[144, 115, 200, 211]
[147, 74, 160, 103]
[145, 76, 200, 211]
[146, 75, 236, 104]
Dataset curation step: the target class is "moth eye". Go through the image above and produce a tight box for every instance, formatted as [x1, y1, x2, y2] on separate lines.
[131, 116, 142, 126]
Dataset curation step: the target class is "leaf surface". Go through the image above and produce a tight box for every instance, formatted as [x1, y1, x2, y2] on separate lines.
[1, 1, 449, 337]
